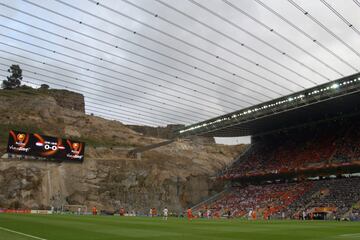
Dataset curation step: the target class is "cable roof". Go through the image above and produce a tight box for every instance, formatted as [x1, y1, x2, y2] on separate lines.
[0, 0, 359, 126]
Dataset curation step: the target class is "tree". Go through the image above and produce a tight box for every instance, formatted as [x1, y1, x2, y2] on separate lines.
[2, 65, 23, 89]
[40, 84, 50, 90]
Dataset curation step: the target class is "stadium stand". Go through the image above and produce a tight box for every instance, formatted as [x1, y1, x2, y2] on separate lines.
[195, 114, 360, 220]
[306, 178, 360, 218]
[286, 178, 360, 219]
[200, 181, 312, 219]
[197, 177, 360, 220]
[221, 117, 360, 180]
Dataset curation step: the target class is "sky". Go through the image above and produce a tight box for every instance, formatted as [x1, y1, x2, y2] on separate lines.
[0, 0, 359, 139]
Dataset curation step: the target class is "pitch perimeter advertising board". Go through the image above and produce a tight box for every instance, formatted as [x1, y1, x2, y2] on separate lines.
[7, 130, 85, 162]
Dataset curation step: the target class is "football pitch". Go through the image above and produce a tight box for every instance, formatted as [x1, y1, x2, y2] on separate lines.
[1, 214, 360, 240]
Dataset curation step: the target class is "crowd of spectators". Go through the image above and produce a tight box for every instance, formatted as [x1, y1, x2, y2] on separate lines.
[222, 118, 360, 179]
[199, 177, 360, 220]
[200, 181, 311, 219]
[307, 178, 360, 218]
[332, 121, 360, 164]
[207, 117, 360, 220]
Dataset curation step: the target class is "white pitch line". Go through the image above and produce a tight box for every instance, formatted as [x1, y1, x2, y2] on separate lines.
[336, 233, 360, 238]
[0, 226, 48, 240]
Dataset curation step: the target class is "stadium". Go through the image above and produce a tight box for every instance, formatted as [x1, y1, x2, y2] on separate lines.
[0, 0, 360, 239]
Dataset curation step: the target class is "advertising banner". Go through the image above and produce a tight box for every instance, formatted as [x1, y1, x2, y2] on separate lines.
[7, 130, 85, 162]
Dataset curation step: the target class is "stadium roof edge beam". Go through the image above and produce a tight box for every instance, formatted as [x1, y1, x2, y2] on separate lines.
[175, 72, 360, 138]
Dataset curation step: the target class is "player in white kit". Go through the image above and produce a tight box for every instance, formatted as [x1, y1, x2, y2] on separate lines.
[163, 207, 169, 220]
[207, 209, 211, 219]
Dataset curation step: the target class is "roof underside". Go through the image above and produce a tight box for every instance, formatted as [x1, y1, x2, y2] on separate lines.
[177, 72, 360, 137]
[202, 90, 360, 137]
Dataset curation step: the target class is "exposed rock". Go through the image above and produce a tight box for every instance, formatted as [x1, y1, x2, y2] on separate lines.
[64, 126, 82, 138]
[46, 89, 85, 113]
[0, 88, 245, 212]
[127, 124, 185, 139]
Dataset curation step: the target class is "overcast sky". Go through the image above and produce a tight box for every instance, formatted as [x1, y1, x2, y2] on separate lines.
[0, 0, 359, 132]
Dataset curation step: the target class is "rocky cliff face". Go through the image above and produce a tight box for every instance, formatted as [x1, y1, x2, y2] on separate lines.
[46, 89, 85, 113]
[127, 124, 185, 139]
[0, 88, 245, 213]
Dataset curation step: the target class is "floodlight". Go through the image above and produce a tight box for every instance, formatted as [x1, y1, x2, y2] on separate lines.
[331, 83, 339, 89]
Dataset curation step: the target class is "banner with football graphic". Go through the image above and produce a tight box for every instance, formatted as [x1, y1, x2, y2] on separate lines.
[7, 130, 85, 162]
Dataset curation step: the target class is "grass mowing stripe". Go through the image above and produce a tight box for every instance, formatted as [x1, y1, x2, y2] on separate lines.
[0, 226, 48, 240]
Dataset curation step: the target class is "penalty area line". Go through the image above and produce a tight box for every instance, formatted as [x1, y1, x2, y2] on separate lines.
[0, 226, 48, 240]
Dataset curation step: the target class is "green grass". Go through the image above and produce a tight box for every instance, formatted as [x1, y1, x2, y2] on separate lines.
[0, 87, 48, 99]
[1, 214, 360, 240]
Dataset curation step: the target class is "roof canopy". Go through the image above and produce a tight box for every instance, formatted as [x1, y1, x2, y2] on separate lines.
[176, 72, 360, 137]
